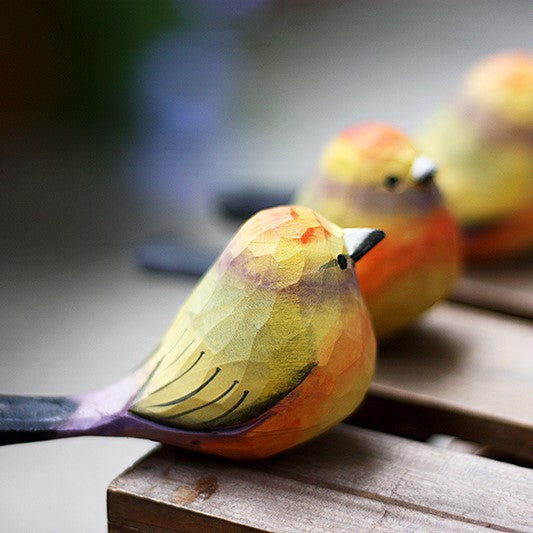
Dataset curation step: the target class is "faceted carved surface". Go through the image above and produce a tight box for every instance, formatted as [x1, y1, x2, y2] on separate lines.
[296, 123, 461, 338]
[131, 206, 376, 457]
[420, 51, 533, 261]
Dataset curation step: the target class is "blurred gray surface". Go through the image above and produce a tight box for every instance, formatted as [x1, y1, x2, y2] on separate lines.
[0, 244, 197, 532]
[0, 136, 198, 532]
[1, 1, 533, 531]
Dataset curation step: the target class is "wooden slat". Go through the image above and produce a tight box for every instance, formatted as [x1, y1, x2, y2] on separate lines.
[352, 302, 533, 460]
[451, 262, 533, 319]
[108, 425, 533, 533]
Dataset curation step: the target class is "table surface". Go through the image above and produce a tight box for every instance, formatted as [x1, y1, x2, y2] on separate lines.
[108, 426, 533, 533]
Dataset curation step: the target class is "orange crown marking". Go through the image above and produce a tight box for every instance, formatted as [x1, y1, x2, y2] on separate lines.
[261, 205, 333, 244]
[299, 225, 328, 244]
[340, 123, 414, 151]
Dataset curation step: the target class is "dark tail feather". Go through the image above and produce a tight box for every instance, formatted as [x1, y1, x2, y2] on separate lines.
[0, 394, 79, 445]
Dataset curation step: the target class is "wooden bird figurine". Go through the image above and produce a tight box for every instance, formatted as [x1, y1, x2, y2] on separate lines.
[296, 123, 461, 339]
[0, 206, 384, 460]
[420, 51, 533, 261]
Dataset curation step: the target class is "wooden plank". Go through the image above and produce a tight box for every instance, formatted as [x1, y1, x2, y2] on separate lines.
[352, 302, 533, 460]
[451, 261, 533, 319]
[108, 425, 533, 533]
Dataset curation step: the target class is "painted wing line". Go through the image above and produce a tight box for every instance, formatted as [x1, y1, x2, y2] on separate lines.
[201, 390, 250, 425]
[141, 328, 188, 387]
[148, 367, 221, 408]
[161, 379, 240, 421]
[163, 337, 196, 370]
[147, 351, 205, 397]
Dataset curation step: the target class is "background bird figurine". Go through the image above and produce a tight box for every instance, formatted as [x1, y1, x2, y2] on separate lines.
[419, 51, 533, 262]
[0, 205, 384, 460]
[296, 123, 461, 339]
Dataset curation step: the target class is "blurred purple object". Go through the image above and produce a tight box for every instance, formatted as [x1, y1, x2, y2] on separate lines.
[130, 0, 272, 213]
[132, 27, 247, 210]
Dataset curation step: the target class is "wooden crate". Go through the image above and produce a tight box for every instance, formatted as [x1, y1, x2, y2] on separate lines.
[354, 301, 533, 462]
[108, 265, 533, 532]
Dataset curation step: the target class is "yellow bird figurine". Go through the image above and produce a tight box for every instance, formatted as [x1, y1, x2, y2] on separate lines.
[131, 205, 383, 458]
[296, 123, 461, 338]
[420, 51, 533, 261]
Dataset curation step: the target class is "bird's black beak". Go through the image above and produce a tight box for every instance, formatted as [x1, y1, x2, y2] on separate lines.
[411, 155, 437, 186]
[343, 228, 386, 262]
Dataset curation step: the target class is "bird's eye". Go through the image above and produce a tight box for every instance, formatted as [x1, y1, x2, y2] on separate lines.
[384, 176, 400, 189]
[337, 254, 348, 270]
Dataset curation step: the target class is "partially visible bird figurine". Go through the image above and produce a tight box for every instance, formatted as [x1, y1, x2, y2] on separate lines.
[420, 51, 533, 262]
[0, 206, 384, 460]
[296, 123, 461, 339]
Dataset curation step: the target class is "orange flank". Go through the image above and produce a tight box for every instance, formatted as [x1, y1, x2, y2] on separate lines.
[356, 207, 461, 337]
[463, 202, 533, 261]
[357, 208, 460, 298]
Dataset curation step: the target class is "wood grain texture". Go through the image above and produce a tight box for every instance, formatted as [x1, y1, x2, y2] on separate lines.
[108, 425, 533, 533]
[451, 261, 533, 319]
[352, 302, 533, 460]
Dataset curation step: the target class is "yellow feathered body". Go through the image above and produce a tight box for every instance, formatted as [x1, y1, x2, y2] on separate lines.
[420, 51, 533, 261]
[131, 205, 377, 458]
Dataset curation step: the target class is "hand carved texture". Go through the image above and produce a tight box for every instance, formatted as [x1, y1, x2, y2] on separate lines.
[131, 206, 371, 432]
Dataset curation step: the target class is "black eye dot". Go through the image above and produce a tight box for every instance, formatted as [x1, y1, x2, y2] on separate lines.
[384, 175, 400, 189]
[337, 254, 348, 270]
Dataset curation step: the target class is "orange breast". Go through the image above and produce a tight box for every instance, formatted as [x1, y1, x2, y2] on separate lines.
[356, 208, 461, 338]
[358, 208, 461, 298]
